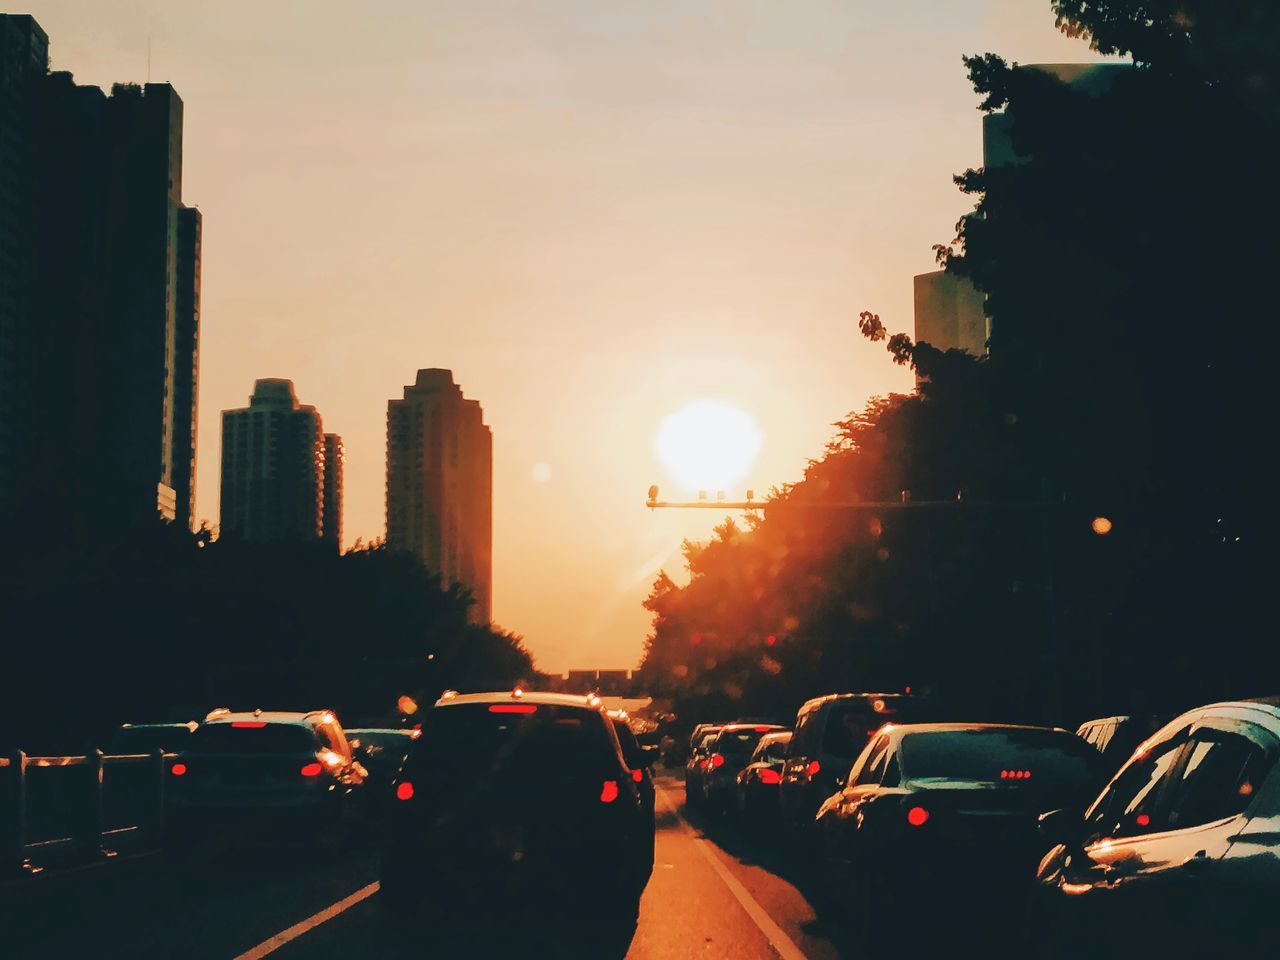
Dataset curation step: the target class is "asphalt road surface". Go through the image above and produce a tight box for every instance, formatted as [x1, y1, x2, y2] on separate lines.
[2, 773, 848, 960]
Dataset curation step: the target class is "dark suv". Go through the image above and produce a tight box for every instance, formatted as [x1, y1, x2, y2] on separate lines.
[168, 709, 366, 841]
[380, 691, 652, 922]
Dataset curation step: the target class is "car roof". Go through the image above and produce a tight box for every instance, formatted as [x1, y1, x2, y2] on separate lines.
[798, 692, 913, 713]
[1181, 699, 1280, 730]
[203, 710, 333, 728]
[345, 727, 417, 736]
[434, 691, 602, 710]
[887, 722, 1072, 737]
[716, 723, 788, 734]
[1078, 716, 1129, 727]
[119, 722, 197, 730]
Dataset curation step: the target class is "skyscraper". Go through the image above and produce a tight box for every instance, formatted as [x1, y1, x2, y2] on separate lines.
[322, 433, 344, 550]
[912, 269, 987, 357]
[0, 15, 202, 534]
[386, 369, 493, 623]
[220, 379, 324, 543]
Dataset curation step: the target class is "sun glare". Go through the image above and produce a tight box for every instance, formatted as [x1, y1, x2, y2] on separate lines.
[654, 400, 763, 493]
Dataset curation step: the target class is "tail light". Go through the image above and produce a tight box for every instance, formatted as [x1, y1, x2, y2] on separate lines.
[1000, 769, 1032, 780]
[170, 763, 187, 777]
[759, 768, 781, 785]
[754, 726, 772, 733]
[805, 760, 821, 777]
[600, 780, 619, 803]
[396, 781, 414, 801]
[231, 721, 268, 728]
[489, 704, 537, 714]
[907, 805, 930, 827]
[631, 769, 644, 783]
[710, 753, 725, 770]
[300, 762, 323, 777]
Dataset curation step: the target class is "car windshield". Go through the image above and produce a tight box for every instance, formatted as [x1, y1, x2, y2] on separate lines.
[901, 730, 1101, 786]
[187, 723, 318, 754]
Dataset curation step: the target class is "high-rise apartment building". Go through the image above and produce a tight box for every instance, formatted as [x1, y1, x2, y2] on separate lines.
[220, 379, 324, 543]
[913, 269, 987, 357]
[0, 14, 201, 534]
[322, 433, 344, 550]
[386, 369, 492, 623]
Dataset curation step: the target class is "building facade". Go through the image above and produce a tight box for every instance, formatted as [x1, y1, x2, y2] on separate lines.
[220, 379, 325, 543]
[912, 269, 988, 357]
[322, 433, 343, 550]
[386, 369, 492, 623]
[0, 14, 201, 534]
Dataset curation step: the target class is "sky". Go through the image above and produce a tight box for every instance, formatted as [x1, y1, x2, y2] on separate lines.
[26, 0, 1105, 673]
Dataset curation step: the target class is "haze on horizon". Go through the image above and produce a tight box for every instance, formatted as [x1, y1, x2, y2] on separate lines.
[24, 0, 1107, 673]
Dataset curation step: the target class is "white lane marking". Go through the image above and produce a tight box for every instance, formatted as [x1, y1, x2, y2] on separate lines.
[655, 781, 809, 960]
[231, 881, 379, 960]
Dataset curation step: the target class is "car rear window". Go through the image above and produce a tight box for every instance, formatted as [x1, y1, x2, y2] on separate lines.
[109, 728, 191, 754]
[901, 729, 1100, 785]
[188, 723, 318, 754]
[717, 728, 778, 756]
[822, 699, 913, 758]
[407, 702, 618, 779]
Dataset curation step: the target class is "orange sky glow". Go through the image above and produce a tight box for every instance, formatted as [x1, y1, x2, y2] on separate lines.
[27, 0, 1106, 672]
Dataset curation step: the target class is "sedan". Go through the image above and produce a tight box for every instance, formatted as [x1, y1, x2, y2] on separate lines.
[734, 730, 791, 828]
[816, 722, 1103, 949]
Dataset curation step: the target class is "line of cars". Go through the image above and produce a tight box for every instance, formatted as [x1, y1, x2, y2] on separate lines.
[683, 693, 1280, 956]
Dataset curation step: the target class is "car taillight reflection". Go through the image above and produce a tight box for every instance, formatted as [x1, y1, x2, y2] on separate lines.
[170, 763, 187, 777]
[907, 805, 930, 827]
[631, 768, 644, 783]
[710, 754, 725, 770]
[759, 768, 781, 785]
[300, 762, 323, 777]
[396, 781, 414, 801]
[600, 780, 619, 803]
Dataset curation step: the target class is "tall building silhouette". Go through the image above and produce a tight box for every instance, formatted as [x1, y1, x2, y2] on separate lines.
[0, 14, 202, 534]
[322, 433, 344, 550]
[387, 369, 492, 623]
[220, 379, 325, 543]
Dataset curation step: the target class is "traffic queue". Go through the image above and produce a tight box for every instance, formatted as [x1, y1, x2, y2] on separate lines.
[682, 693, 1280, 956]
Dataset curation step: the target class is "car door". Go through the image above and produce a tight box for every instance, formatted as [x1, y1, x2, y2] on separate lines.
[1055, 720, 1273, 958]
[821, 734, 890, 866]
[781, 707, 816, 829]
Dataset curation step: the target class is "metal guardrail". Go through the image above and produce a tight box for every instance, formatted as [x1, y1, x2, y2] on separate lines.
[3, 749, 171, 878]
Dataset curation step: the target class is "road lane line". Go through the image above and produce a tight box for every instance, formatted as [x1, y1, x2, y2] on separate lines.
[231, 881, 379, 960]
[655, 781, 809, 960]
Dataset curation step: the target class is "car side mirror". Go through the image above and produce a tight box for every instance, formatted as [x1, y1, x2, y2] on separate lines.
[1038, 808, 1086, 847]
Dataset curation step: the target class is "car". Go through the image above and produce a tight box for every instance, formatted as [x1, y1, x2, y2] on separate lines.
[701, 723, 789, 814]
[107, 721, 198, 756]
[608, 711, 657, 876]
[379, 690, 652, 924]
[1034, 698, 1280, 959]
[167, 709, 366, 845]
[684, 725, 723, 809]
[345, 727, 420, 787]
[1075, 713, 1167, 777]
[779, 692, 924, 842]
[815, 722, 1103, 950]
[733, 730, 792, 827]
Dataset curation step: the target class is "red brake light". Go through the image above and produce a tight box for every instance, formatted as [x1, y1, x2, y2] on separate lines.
[1000, 769, 1032, 780]
[396, 781, 414, 801]
[300, 762, 323, 777]
[631, 769, 643, 783]
[488, 704, 537, 714]
[710, 753, 725, 770]
[232, 721, 267, 728]
[1135, 813, 1150, 827]
[759, 768, 781, 785]
[805, 760, 821, 777]
[600, 780, 619, 803]
[907, 806, 930, 827]
[170, 763, 187, 777]
[754, 726, 772, 733]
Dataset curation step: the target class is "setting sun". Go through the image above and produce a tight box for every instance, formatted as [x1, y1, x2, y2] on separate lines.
[654, 400, 763, 493]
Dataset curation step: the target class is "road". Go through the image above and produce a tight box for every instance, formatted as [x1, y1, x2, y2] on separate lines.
[2, 773, 849, 960]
